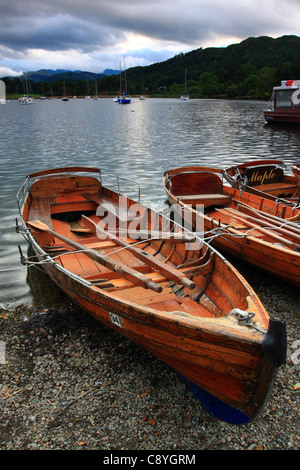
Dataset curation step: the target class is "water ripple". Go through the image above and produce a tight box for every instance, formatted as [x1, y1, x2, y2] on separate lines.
[0, 98, 299, 306]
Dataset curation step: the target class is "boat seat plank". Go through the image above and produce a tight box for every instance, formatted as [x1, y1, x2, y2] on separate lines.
[29, 197, 55, 227]
[55, 194, 88, 203]
[51, 200, 97, 216]
[254, 182, 298, 192]
[177, 194, 231, 207]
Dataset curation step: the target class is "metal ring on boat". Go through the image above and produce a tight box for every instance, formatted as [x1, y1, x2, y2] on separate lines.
[229, 308, 255, 323]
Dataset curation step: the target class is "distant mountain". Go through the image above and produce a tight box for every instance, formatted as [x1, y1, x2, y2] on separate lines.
[42, 71, 106, 83]
[21, 69, 69, 82]
[126, 34, 300, 87]
[18, 68, 120, 83]
[103, 69, 120, 76]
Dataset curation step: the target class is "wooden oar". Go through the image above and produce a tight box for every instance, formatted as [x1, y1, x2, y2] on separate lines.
[82, 215, 196, 290]
[236, 201, 300, 236]
[224, 207, 300, 244]
[77, 226, 196, 244]
[82, 197, 196, 244]
[233, 199, 300, 229]
[27, 220, 162, 293]
[218, 209, 300, 251]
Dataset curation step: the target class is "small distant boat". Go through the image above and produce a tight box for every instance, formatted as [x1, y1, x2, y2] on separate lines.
[62, 79, 69, 101]
[113, 65, 123, 102]
[119, 93, 131, 104]
[223, 159, 300, 204]
[94, 81, 99, 100]
[113, 93, 131, 104]
[180, 93, 189, 101]
[17, 166, 286, 425]
[19, 74, 34, 104]
[0, 80, 6, 104]
[39, 83, 46, 100]
[19, 96, 34, 105]
[139, 95, 146, 101]
[118, 57, 131, 104]
[264, 80, 300, 124]
[163, 165, 300, 286]
[180, 68, 189, 100]
[85, 81, 91, 99]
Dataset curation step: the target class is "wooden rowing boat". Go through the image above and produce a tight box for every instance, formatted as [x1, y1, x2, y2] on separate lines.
[163, 166, 300, 286]
[17, 166, 286, 425]
[223, 159, 300, 204]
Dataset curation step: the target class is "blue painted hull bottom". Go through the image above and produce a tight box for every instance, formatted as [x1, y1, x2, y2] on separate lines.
[179, 375, 251, 425]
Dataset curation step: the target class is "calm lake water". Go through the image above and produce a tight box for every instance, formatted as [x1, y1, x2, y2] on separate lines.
[1, 97, 300, 308]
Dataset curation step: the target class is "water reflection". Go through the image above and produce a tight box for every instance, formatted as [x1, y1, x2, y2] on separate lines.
[0, 98, 299, 307]
[26, 247, 69, 308]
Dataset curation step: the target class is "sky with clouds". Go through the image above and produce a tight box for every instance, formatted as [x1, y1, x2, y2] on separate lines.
[1, 0, 300, 77]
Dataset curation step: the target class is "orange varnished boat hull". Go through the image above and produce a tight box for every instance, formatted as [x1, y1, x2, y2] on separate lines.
[163, 166, 300, 287]
[223, 159, 300, 203]
[17, 167, 287, 425]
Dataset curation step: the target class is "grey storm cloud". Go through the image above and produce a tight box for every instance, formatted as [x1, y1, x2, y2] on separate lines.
[0, 10, 125, 52]
[1, 0, 300, 74]
[1, 0, 299, 52]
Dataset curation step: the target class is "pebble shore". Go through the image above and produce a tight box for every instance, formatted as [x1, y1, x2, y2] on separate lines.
[0, 260, 299, 451]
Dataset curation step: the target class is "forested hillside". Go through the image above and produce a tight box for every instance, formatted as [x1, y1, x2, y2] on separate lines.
[125, 35, 300, 99]
[3, 35, 300, 99]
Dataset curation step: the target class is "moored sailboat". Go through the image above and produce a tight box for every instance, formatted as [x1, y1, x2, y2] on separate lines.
[180, 68, 189, 100]
[62, 79, 69, 101]
[118, 58, 131, 104]
[19, 73, 34, 104]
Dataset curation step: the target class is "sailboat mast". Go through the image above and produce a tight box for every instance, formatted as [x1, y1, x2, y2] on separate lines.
[124, 56, 128, 94]
[119, 61, 122, 93]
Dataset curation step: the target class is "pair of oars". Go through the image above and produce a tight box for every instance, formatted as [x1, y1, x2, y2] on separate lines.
[27, 218, 195, 293]
[235, 201, 300, 236]
[217, 206, 300, 251]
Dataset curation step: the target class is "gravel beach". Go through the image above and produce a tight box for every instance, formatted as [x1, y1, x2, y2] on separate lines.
[0, 259, 299, 452]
